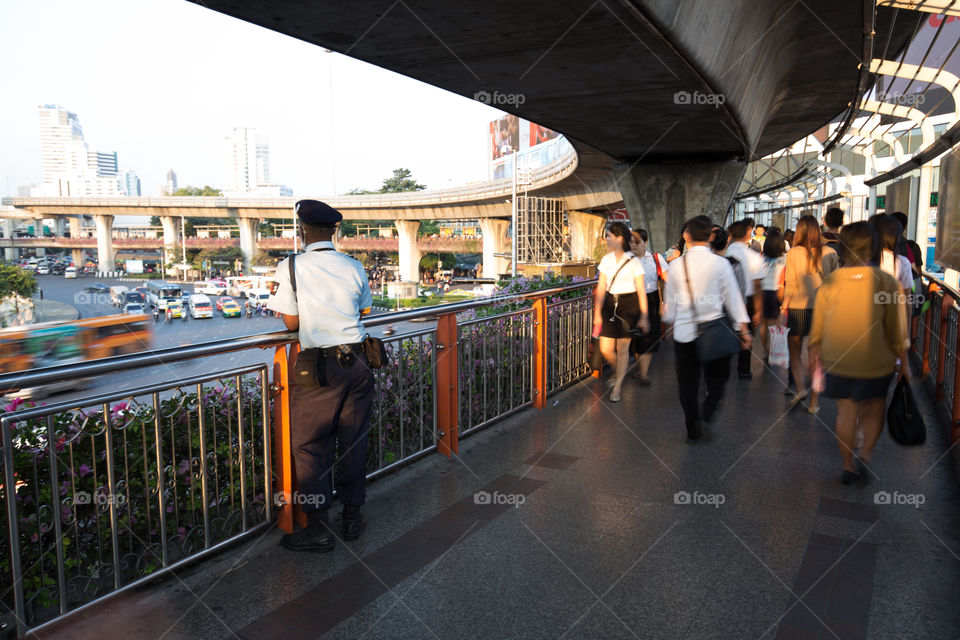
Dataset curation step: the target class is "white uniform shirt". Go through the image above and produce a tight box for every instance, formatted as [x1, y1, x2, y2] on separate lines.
[638, 251, 666, 294]
[267, 241, 373, 349]
[663, 245, 750, 343]
[725, 241, 764, 284]
[598, 251, 645, 295]
[880, 250, 915, 291]
[761, 256, 786, 291]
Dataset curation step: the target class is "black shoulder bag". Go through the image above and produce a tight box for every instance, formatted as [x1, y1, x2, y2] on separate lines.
[682, 253, 741, 362]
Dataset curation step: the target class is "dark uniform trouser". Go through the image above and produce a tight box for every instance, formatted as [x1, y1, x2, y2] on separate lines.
[290, 351, 375, 514]
[674, 339, 731, 437]
[738, 294, 755, 375]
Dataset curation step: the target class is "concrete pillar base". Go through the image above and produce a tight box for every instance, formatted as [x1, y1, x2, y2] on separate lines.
[93, 215, 115, 272]
[394, 220, 422, 283]
[239, 218, 258, 273]
[479, 218, 510, 279]
[71, 249, 85, 267]
[159, 216, 180, 266]
[567, 211, 606, 262]
[615, 160, 746, 252]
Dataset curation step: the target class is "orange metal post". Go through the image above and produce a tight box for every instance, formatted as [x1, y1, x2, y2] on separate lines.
[271, 343, 304, 534]
[435, 312, 459, 457]
[952, 315, 960, 444]
[532, 296, 548, 409]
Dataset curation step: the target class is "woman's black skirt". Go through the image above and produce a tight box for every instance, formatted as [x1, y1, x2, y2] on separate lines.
[632, 290, 662, 354]
[600, 291, 641, 339]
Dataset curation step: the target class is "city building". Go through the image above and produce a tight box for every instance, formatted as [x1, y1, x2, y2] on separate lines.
[224, 127, 292, 196]
[32, 105, 123, 197]
[119, 169, 141, 196]
[162, 169, 178, 195]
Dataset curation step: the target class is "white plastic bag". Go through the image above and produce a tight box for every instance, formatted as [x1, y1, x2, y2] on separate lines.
[769, 325, 790, 367]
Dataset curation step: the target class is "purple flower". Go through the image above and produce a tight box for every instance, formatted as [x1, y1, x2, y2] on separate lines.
[78, 464, 91, 478]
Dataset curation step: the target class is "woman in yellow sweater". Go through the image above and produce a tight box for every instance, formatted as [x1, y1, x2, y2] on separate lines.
[809, 222, 910, 484]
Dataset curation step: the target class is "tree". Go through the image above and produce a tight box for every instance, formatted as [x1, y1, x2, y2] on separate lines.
[380, 168, 426, 193]
[346, 187, 377, 195]
[151, 186, 224, 228]
[0, 265, 37, 299]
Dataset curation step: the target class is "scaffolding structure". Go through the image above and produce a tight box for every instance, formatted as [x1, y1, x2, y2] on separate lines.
[516, 196, 566, 263]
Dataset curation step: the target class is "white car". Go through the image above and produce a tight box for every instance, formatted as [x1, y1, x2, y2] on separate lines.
[194, 281, 228, 295]
[123, 302, 145, 315]
[36, 265, 50, 275]
[188, 294, 214, 319]
[64, 266, 77, 279]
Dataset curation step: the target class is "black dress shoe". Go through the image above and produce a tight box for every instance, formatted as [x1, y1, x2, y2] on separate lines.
[841, 469, 864, 485]
[342, 506, 367, 541]
[280, 524, 335, 552]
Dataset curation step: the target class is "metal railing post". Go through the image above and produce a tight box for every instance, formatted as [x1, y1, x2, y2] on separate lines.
[936, 293, 950, 403]
[533, 296, 548, 409]
[436, 312, 459, 457]
[271, 343, 301, 533]
[922, 283, 937, 376]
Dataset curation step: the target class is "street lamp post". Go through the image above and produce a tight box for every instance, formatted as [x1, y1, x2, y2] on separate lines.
[180, 215, 187, 279]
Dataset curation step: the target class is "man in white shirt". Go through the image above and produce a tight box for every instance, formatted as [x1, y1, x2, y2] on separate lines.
[268, 199, 374, 553]
[664, 216, 752, 443]
[725, 221, 764, 379]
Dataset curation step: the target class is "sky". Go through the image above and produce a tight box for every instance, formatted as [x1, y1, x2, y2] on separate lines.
[0, 0, 507, 199]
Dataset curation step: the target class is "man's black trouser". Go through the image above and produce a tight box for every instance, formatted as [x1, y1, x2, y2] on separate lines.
[674, 339, 732, 437]
[290, 350, 375, 514]
[738, 294, 754, 375]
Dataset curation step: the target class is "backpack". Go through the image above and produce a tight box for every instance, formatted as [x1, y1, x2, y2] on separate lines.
[727, 256, 749, 300]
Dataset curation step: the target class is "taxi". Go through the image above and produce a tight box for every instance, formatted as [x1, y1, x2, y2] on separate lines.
[220, 299, 241, 318]
[165, 300, 184, 319]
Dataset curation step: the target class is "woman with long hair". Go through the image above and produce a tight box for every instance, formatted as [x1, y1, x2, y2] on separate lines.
[759, 229, 787, 358]
[780, 215, 838, 409]
[593, 222, 650, 401]
[809, 222, 909, 483]
[629, 229, 667, 385]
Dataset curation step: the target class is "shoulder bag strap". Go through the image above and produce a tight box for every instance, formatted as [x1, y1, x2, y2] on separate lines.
[606, 256, 631, 293]
[289, 247, 335, 294]
[682, 252, 700, 324]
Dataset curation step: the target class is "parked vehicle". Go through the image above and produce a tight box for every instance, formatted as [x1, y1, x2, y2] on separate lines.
[36, 264, 50, 275]
[64, 266, 77, 279]
[194, 280, 228, 295]
[188, 294, 213, 319]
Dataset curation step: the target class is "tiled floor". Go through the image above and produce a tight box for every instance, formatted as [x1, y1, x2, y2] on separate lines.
[29, 345, 960, 639]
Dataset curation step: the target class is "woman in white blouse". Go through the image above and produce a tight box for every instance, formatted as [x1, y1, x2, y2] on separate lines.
[629, 229, 667, 385]
[593, 222, 649, 402]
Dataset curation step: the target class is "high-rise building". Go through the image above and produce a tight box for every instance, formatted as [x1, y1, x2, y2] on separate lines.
[224, 127, 291, 196]
[34, 105, 123, 197]
[163, 169, 178, 195]
[119, 169, 141, 196]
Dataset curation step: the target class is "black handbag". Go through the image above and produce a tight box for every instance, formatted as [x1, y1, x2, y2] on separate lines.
[887, 377, 926, 445]
[682, 253, 741, 362]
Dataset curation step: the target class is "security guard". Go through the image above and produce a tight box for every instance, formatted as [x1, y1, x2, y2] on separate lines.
[268, 199, 374, 552]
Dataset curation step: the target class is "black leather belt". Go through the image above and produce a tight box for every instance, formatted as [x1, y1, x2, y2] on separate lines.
[318, 342, 362, 357]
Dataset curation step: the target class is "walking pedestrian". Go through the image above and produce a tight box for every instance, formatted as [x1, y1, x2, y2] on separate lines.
[725, 221, 764, 379]
[593, 222, 650, 402]
[809, 222, 909, 484]
[629, 229, 667, 385]
[781, 215, 839, 408]
[663, 215, 752, 443]
[268, 199, 375, 552]
[759, 229, 787, 358]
